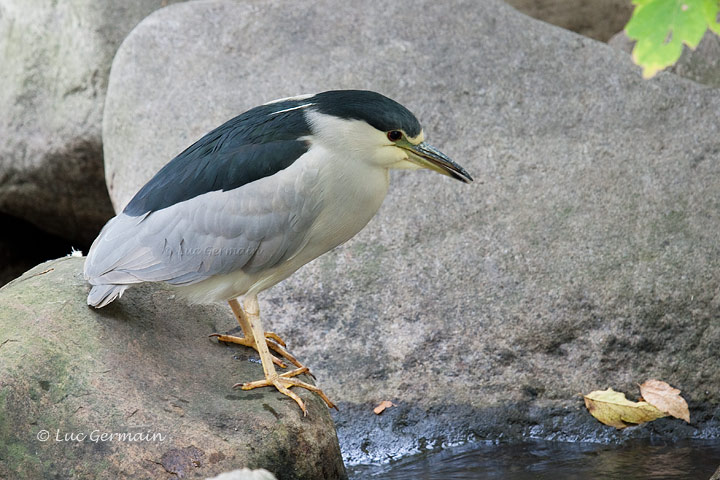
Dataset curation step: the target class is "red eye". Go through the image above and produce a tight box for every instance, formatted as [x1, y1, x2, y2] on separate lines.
[387, 130, 402, 142]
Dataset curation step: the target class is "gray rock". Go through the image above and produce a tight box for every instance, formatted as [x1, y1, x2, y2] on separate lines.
[0, 257, 346, 480]
[504, 0, 632, 42]
[102, 0, 720, 466]
[0, 0, 185, 243]
[609, 30, 720, 88]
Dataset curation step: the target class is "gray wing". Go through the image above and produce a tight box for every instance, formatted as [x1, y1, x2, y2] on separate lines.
[84, 160, 321, 301]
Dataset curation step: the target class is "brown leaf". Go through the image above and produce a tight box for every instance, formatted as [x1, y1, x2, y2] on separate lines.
[583, 388, 667, 429]
[639, 379, 690, 423]
[373, 400, 395, 415]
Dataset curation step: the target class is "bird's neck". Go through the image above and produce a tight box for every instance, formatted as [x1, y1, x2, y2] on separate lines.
[303, 147, 390, 253]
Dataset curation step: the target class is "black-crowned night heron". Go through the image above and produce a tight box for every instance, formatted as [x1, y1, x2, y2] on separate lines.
[85, 90, 472, 415]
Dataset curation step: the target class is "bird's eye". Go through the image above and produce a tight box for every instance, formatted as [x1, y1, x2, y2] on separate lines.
[387, 130, 403, 142]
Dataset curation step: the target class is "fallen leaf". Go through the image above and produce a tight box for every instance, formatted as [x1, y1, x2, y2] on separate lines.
[373, 400, 395, 415]
[584, 388, 667, 429]
[639, 379, 690, 423]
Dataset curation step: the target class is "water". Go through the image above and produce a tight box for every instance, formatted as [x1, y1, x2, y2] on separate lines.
[348, 440, 720, 479]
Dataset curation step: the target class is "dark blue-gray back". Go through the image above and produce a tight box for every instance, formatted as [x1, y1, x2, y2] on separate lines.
[123, 99, 313, 216]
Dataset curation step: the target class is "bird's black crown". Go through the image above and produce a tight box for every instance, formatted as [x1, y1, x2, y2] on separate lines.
[312, 90, 422, 138]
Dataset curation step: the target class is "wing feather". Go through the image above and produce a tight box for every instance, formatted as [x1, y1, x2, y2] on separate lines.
[84, 156, 321, 297]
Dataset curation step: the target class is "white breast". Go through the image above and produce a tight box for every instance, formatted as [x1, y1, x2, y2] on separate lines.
[242, 140, 390, 295]
[177, 139, 391, 302]
[299, 143, 389, 257]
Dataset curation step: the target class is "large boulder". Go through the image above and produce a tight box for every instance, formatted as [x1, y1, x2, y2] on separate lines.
[103, 0, 720, 466]
[0, 0, 185, 244]
[0, 257, 346, 479]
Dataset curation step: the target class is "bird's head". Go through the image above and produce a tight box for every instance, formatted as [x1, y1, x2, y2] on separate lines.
[300, 90, 473, 183]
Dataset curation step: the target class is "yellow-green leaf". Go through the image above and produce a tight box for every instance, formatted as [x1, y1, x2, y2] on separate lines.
[584, 388, 668, 429]
[639, 379, 691, 423]
[702, 0, 720, 35]
[625, 0, 716, 78]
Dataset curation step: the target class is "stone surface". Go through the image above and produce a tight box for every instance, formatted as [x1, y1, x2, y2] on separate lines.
[102, 0, 720, 466]
[0, 0, 186, 243]
[0, 257, 346, 480]
[609, 30, 720, 88]
[504, 0, 632, 42]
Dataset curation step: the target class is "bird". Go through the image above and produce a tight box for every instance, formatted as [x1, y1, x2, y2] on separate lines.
[84, 89, 473, 415]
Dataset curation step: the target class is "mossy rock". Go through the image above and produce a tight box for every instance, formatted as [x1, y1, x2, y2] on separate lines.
[0, 256, 346, 480]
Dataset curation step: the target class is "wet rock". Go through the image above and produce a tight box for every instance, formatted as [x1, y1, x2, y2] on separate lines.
[0, 0, 187, 243]
[101, 0, 720, 465]
[0, 257, 346, 479]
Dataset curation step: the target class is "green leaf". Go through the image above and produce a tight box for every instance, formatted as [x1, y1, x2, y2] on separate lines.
[625, 0, 716, 78]
[702, 0, 720, 35]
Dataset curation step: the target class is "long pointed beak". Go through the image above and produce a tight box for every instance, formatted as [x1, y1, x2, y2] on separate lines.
[403, 142, 473, 184]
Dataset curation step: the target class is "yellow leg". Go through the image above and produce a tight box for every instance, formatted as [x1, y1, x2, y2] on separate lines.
[233, 295, 336, 416]
[228, 298, 286, 347]
[210, 298, 306, 370]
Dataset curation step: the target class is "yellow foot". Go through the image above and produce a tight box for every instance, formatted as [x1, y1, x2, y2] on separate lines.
[261, 331, 287, 347]
[234, 367, 337, 416]
[209, 332, 308, 372]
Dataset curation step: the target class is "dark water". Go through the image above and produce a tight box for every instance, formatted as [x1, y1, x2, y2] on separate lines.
[348, 440, 720, 479]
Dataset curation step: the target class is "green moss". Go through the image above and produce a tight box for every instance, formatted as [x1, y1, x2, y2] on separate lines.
[0, 387, 43, 476]
[5, 443, 40, 469]
[0, 328, 92, 476]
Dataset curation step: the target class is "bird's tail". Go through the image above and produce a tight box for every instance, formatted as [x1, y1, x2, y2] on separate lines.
[87, 284, 128, 308]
